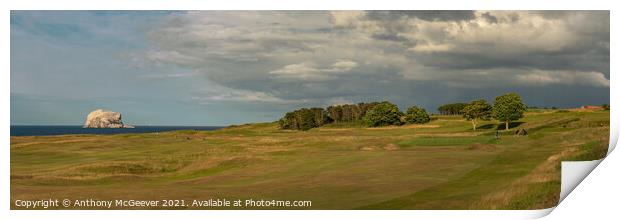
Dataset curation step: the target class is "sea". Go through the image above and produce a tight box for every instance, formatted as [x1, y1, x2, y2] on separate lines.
[10, 125, 225, 136]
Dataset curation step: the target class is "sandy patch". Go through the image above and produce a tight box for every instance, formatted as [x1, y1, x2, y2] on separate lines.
[360, 146, 379, 151]
[383, 143, 399, 151]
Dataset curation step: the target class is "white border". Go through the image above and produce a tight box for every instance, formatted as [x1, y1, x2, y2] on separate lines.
[2, 1, 616, 219]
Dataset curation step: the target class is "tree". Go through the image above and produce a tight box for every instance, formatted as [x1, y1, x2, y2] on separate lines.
[358, 102, 380, 119]
[327, 105, 343, 123]
[278, 111, 296, 129]
[438, 103, 467, 115]
[492, 93, 526, 130]
[362, 101, 404, 127]
[279, 108, 325, 131]
[405, 105, 430, 124]
[294, 108, 317, 131]
[341, 104, 360, 122]
[326, 103, 378, 123]
[310, 107, 330, 126]
[461, 99, 492, 131]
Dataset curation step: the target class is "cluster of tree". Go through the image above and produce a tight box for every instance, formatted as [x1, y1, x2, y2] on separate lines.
[278, 108, 330, 131]
[461, 93, 526, 131]
[326, 102, 381, 123]
[437, 103, 468, 115]
[280, 92, 527, 131]
[279, 101, 431, 130]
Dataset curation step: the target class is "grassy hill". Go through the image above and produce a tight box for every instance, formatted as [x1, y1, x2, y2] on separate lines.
[10, 110, 609, 209]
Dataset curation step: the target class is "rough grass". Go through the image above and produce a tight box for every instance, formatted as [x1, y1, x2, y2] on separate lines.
[10, 110, 609, 210]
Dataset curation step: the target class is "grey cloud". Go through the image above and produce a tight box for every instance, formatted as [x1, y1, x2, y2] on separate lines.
[481, 12, 498, 23]
[534, 10, 608, 20]
[136, 10, 609, 113]
[413, 50, 609, 76]
[371, 33, 410, 42]
[365, 10, 476, 22]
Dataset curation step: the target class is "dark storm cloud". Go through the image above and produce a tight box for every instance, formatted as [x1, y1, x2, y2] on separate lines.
[413, 50, 609, 75]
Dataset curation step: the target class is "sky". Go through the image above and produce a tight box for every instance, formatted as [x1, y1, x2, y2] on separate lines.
[10, 11, 610, 126]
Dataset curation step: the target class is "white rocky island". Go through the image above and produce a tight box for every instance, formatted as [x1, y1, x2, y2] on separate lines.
[83, 109, 134, 128]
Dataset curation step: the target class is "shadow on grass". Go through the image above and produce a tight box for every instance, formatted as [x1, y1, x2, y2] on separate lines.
[472, 122, 524, 131]
[496, 122, 526, 130]
[477, 124, 496, 130]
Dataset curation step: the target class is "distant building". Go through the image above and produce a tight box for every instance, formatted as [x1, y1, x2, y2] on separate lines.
[581, 105, 603, 109]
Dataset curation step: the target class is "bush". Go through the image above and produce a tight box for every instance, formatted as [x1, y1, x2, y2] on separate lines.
[405, 105, 430, 124]
[362, 101, 404, 127]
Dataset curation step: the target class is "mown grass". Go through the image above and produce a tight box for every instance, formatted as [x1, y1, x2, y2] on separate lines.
[10, 110, 609, 209]
[398, 136, 498, 147]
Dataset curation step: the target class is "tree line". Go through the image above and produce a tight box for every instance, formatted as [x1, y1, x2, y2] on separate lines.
[279, 101, 431, 130]
[279, 92, 527, 131]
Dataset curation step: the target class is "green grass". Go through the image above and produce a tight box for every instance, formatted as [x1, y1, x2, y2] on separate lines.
[361, 130, 563, 209]
[503, 180, 560, 209]
[565, 141, 608, 161]
[10, 110, 609, 210]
